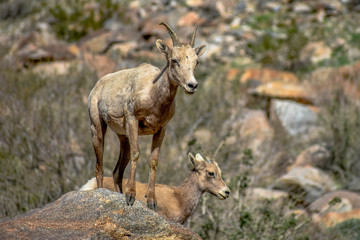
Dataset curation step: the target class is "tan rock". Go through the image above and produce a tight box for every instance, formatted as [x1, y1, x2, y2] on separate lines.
[110, 41, 137, 57]
[292, 144, 331, 169]
[249, 81, 312, 104]
[215, 0, 237, 18]
[308, 61, 360, 102]
[309, 190, 360, 214]
[274, 166, 337, 204]
[79, 29, 112, 53]
[241, 68, 299, 85]
[301, 41, 332, 64]
[186, 0, 203, 7]
[226, 68, 242, 81]
[239, 110, 274, 153]
[33, 60, 81, 76]
[177, 12, 204, 27]
[313, 209, 360, 228]
[292, 2, 312, 14]
[246, 187, 288, 200]
[83, 51, 115, 78]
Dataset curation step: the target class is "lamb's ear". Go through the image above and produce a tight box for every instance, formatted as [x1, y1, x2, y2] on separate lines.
[156, 39, 170, 55]
[188, 153, 197, 167]
[188, 152, 204, 169]
[195, 44, 206, 57]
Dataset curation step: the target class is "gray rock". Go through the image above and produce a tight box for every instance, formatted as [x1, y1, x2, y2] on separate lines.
[271, 100, 318, 136]
[0, 189, 201, 240]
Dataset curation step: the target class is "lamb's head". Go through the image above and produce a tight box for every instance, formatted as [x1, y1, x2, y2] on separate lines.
[156, 22, 206, 94]
[188, 153, 230, 200]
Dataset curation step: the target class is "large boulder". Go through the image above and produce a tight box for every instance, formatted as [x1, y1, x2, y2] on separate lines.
[309, 190, 360, 214]
[270, 100, 318, 137]
[312, 209, 360, 228]
[292, 144, 331, 169]
[0, 189, 201, 240]
[273, 166, 337, 204]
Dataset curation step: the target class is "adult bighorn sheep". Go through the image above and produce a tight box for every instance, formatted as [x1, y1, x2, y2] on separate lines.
[88, 22, 206, 210]
[80, 153, 230, 224]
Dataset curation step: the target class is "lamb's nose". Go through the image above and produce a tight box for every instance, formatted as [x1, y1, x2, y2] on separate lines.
[225, 189, 230, 198]
[187, 82, 198, 90]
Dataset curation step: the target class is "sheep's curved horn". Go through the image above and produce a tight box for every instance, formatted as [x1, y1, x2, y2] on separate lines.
[160, 22, 180, 47]
[190, 26, 198, 47]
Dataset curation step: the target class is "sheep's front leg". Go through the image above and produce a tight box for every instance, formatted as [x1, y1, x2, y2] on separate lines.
[146, 127, 165, 211]
[125, 116, 140, 206]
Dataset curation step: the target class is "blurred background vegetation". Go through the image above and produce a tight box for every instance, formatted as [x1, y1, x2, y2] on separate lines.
[1, 0, 360, 239]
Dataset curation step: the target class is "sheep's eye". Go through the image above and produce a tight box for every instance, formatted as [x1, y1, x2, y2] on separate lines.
[196, 60, 200, 66]
[208, 171, 215, 177]
[172, 59, 179, 66]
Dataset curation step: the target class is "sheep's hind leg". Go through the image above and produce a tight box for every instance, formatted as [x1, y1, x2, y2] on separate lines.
[90, 116, 107, 188]
[113, 135, 130, 193]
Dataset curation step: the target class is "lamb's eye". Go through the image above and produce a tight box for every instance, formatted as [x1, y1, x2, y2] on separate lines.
[208, 171, 215, 177]
[172, 59, 179, 66]
[196, 60, 200, 66]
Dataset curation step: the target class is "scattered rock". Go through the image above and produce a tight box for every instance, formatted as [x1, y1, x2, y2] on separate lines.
[270, 100, 318, 136]
[273, 166, 337, 204]
[292, 2, 313, 14]
[300, 41, 332, 64]
[186, 0, 204, 7]
[263, 2, 283, 12]
[292, 144, 331, 169]
[309, 190, 360, 214]
[0, 189, 201, 240]
[6, 32, 76, 68]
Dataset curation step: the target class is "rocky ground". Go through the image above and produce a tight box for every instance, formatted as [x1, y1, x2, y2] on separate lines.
[1, 0, 360, 239]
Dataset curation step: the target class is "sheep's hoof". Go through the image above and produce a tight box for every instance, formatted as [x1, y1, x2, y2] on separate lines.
[125, 194, 135, 206]
[147, 201, 158, 211]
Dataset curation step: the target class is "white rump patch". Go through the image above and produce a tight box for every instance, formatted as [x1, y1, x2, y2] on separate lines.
[79, 177, 97, 191]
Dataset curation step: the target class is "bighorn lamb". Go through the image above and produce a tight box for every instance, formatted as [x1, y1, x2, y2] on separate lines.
[80, 153, 230, 224]
[88, 22, 206, 210]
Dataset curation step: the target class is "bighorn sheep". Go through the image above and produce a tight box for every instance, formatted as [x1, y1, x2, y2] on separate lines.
[88, 22, 206, 210]
[80, 153, 230, 224]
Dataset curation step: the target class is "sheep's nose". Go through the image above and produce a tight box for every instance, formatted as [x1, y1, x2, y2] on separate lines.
[187, 82, 198, 90]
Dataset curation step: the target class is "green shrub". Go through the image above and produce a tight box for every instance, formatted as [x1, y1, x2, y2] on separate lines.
[48, 0, 129, 41]
[0, 64, 97, 217]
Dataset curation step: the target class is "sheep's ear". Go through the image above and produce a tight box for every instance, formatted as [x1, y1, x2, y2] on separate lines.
[195, 44, 206, 57]
[156, 39, 170, 55]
